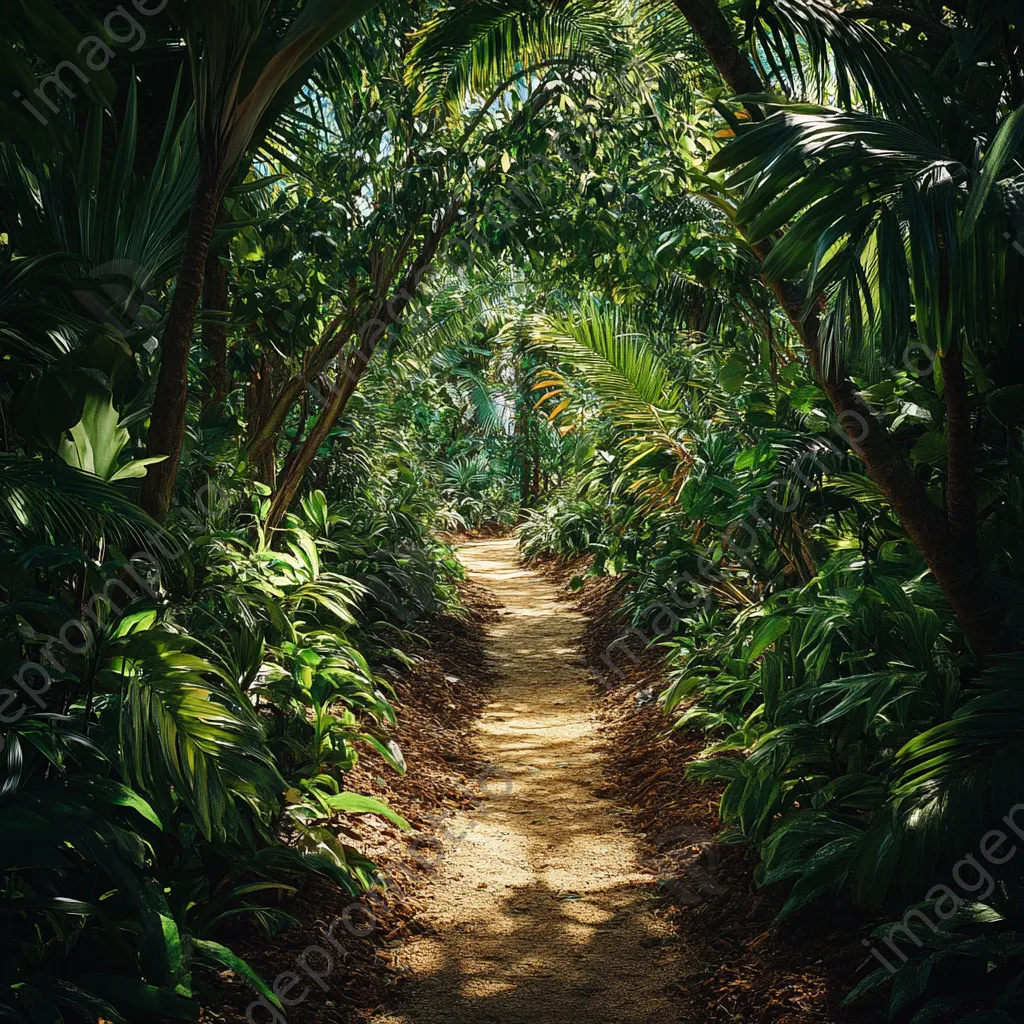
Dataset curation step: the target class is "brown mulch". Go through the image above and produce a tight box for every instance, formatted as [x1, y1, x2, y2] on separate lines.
[199, 579, 501, 1024]
[522, 551, 590, 587]
[540, 561, 887, 1024]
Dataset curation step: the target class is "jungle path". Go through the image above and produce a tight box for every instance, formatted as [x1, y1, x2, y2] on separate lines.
[368, 537, 687, 1024]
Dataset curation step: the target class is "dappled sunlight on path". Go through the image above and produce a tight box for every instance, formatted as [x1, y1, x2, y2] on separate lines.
[367, 538, 690, 1023]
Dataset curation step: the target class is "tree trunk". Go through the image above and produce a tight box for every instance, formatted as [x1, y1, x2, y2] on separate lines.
[942, 339, 976, 559]
[245, 311, 353, 467]
[781, 281, 1006, 656]
[248, 216, 451, 471]
[517, 402, 530, 506]
[246, 355, 278, 488]
[266, 364, 358, 530]
[264, 207, 459, 532]
[671, 0, 765, 103]
[202, 223, 231, 408]
[140, 163, 224, 518]
[531, 418, 540, 500]
[286, 389, 310, 462]
[673, 0, 1011, 658]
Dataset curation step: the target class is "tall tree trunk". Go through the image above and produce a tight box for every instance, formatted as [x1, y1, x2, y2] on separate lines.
[531, 418, 540, 500]
[202, 217, 231, 408]
[266, 363, 357, 530]
[245, 310, 353, 467]
[517, 402, 530, 506]
[672, 0, 765, 102]
[778, 281, 1006, 657]
[140, 163, 224, 518]
[248, 376, 309, 466]
[246, 355, 278, 488]
[942, 339, 976, 559]
[673, 0, 1011, 658]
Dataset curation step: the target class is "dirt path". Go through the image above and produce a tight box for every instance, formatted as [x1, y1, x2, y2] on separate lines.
[368, 537, 688, 1024]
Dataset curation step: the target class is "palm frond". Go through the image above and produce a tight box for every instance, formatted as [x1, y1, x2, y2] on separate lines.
[525, 300, 682, 429]
[746, 0, 920, 118]
[894, 654, 1024, 823]
[0, 454, 165, 551]
[406, 0, 624, 115]
[117, 630, 283, 842]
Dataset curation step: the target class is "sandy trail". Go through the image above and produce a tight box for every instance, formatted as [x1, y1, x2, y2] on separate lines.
[368, 537, 687, 1024]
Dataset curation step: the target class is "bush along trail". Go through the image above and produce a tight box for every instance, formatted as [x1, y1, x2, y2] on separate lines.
[200, 575, 501, 1024]
[560, 567, 884, 1024]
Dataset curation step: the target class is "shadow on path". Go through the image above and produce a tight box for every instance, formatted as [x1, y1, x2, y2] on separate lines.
[367, 538, 691, 1023]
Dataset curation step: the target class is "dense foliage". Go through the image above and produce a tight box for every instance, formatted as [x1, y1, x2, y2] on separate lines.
[2, 1, 1023, 1022]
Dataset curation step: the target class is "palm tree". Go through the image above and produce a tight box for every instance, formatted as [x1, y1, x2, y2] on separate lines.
[666, 0, 1016, 657]
[139, 0, 381, 518]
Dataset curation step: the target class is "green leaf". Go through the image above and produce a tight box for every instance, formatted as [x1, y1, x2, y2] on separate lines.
[138, 882, 186, 992]
[324, 792, 410, 830]
[193, 939, 282, 1009]
[746, 617, 789, 664]
[109, 456, 168, 482]
[719, 354, 747, 394]
[910, 431, 947, 467]
[70, 776, 164, 829]
[962, 104, 1024, 238]
[359, 734, 407, 774]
